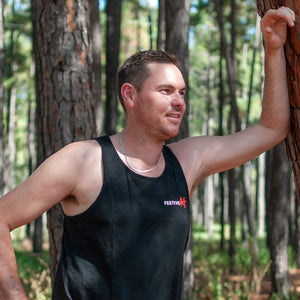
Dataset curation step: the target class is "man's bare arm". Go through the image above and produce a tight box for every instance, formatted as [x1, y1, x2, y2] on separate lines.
[0, 141, 102, 299]
[171, 7, 295, 194]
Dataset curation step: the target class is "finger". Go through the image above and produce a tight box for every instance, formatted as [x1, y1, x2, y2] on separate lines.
[276, 6, 296, 27]
[264, 7, 295, 26]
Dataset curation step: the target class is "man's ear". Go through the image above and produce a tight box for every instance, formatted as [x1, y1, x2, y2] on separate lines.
[121, 83, 136, 108]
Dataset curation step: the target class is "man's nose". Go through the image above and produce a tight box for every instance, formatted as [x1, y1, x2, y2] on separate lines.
[171, 92, 186, 107]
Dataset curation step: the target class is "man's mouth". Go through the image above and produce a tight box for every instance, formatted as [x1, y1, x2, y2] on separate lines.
[167, 114, 180, 118]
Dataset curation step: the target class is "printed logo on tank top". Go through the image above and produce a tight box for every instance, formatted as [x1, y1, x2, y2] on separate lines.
[163, 197, 187, 208]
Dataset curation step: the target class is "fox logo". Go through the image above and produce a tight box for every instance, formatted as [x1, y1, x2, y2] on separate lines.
[180, 197, 187, 208]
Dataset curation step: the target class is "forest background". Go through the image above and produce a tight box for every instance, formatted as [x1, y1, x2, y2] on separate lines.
[1, 0, 300, 299]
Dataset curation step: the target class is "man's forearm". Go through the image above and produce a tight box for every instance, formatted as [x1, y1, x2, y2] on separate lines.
[260, 46, 290, 138]
[0, 225, 27, 300]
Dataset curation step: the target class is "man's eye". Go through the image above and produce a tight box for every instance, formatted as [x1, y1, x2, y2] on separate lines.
[160, 89, 170, 94]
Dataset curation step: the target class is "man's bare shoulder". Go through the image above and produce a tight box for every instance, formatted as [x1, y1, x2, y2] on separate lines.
[45, 139, 102, 176]
[168, 136, 211, 160]
[167, 136, 220, 194]
[57, 139, 101, 162]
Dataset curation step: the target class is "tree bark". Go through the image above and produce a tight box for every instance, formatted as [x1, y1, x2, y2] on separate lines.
[32, 0, 97, 283]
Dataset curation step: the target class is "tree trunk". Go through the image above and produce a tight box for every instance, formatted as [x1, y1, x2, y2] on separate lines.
[295, 200, 300, 267]
[218, 43, 226, 251]
[257, 153, 266, 238]
[33, 216, 43, 253]
[164, 1, 192, 297]
[4, 86, 16, 194]
[3, 1, 17, 194]
[268, 143, 291, 297]
[0, 0, 4, 196]
[214, 0, 240, 131]
[204, 175, 214, 238]
[32, 0, 97, 283]
[215, 0, 240, 274]
[157, 0, 166, 50]
[228, 168, 237, 273]
[105, 0, 121, 135]
[164, 0, 192, 297]
[165, 0, 190, 141]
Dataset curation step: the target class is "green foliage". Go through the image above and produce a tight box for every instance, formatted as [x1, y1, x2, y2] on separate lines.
[13, 223, 299, 299]
[192, 224, 273, 299]
[3, 0, 35, 185]
[15, 250, 51, 300]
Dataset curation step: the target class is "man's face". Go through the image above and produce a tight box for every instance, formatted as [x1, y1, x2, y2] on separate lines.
[133, 63, 186, 140]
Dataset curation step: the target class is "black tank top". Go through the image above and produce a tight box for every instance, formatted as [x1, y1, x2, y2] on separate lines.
[52, 136, 190, 300]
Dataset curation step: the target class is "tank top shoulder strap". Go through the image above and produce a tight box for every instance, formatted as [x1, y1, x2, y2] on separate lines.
[95, 135, 115, 168]
[95, 135, 111, 149]
[163, 145, 188, 187]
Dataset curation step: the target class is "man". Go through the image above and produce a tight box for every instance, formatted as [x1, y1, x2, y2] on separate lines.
[0, 6, 295, 300]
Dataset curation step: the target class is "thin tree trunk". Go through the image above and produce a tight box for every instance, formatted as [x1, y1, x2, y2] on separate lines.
[214, 0, 240, 131]
[204, 175, 214, 238]
[165, 1, 192, 297]
[27, 62, 43, 253]
[27, 63, 36, 176]
[246, 14, 261, 127]
[215, 0, 240, 273]
[4, 86, 16, 194]
[218, 44, 226, 251]
[0, 0, 4, 196]
[33, 216, 43, 253]
[268, 143, 291, 297]
[3, 1, 17, 194]
[91, 0, 103, 136]
[257, 153, 266, 238]
[295, 200, 300, 267]
[32, 0, 97, 283]
[228, 167, 237, 273]
[165, 0, 190, 141]
[105, 0, 121, 135]
[157, 0, 166, 50]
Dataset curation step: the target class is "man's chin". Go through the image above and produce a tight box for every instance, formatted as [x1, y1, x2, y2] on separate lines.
[163, 129, 181, 142]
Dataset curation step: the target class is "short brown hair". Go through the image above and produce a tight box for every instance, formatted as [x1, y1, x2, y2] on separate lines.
[117, 50, 182, 109]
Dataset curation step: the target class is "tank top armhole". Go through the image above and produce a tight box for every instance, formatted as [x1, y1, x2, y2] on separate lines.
[163, 145, 189, 195]
[163, 144, 191, 250]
